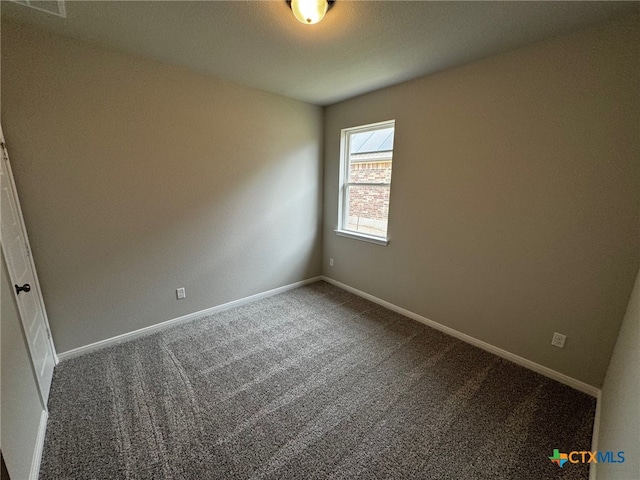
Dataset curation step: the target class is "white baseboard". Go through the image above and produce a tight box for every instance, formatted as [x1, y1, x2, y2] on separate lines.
[29, 410, 48, 480]
[321, 276, 600, 398]
[58, 276, 323, 360]
[57, 273, 600, 398]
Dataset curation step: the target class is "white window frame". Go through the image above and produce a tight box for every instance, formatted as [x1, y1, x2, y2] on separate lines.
[335, 119, 395, 246]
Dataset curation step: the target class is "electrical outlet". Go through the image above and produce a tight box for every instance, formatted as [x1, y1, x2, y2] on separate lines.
[329, 258, 334, 267]
[176, 287, 186, 300]
[551, 332, 566, 349]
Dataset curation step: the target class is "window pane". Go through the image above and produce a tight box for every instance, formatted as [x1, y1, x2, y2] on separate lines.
[348, 157, 393, 184]
[350, 127, 394, 154]
[346, 184, 390, 237]
[339, 120, 395, 241]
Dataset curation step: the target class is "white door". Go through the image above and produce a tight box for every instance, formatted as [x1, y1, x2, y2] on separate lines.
[0, 127, 57, 406]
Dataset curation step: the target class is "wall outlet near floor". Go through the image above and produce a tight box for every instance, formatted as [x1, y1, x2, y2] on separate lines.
[329, 258, 334, 267]
[176, 287, 186, 300]
[551, 332, 566, 348]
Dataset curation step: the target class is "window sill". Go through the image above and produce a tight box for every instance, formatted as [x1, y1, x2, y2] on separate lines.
[334, 229, 389, 246]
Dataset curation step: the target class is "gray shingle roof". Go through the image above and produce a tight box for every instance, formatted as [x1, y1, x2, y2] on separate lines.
[351, 127, 394, 154]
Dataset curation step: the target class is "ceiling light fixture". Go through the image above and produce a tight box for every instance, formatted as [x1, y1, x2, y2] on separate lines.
[287, 0, 335, 25]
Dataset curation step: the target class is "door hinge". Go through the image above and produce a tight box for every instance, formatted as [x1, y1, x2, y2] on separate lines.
[46, 329, 51, 340]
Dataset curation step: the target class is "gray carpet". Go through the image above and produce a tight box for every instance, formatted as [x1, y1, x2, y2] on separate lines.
[40, 281, 595, 479]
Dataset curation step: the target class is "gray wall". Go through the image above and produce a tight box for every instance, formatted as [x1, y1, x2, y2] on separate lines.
[1, 19, 324, 353]
[597, 267, 639, 479]
[323, 16, 640, 388]
[1, 256, 45, 480]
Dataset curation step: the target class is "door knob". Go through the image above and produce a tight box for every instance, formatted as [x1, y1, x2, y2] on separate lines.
[15, 283, 31, 295]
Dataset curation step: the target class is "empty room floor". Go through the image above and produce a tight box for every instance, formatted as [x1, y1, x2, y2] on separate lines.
[39, 281, 595, 479]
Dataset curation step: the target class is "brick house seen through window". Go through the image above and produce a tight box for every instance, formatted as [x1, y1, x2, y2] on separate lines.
[337, 121, 395, 244]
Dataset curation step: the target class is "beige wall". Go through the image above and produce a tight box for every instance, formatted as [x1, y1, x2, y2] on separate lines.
[323, 16, 640, 388]
[1, 256, 45, 480]
[1, 19, 323, 353]
[596, 266, 639, 479]
[2, 14, 638, 388]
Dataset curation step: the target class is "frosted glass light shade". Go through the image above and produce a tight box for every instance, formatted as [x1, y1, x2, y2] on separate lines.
[290, 0, 329, 25]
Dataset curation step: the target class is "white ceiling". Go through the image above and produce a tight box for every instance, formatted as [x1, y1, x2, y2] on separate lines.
[2, 1, 637, 106]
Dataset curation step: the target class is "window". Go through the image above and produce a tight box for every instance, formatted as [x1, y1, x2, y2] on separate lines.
[336, 120, 395, 245]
